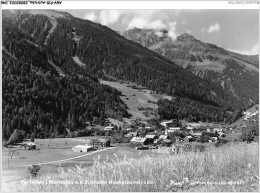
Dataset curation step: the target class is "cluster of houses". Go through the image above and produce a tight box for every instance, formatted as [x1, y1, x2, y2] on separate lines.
[126, 119, 227, 148]
[242, 110, 259, 121]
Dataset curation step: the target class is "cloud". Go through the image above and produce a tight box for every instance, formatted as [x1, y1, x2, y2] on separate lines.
[155, 31, 164, 37]
[186, 29, 192, 34]
[99, 10, 124, 25]
[228, 44, 259, 55]
[168, 21, 178, 41]
[128, 17, 166, 29]
[84, 11, 97, 21]
[181, 20, 187, 25]
[208, 22, 220, 33]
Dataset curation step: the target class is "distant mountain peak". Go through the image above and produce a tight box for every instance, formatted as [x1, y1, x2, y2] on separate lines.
[177, 33, 197, 41]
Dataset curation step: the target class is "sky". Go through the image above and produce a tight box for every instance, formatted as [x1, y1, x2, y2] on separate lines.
[66, 9, 259, 55]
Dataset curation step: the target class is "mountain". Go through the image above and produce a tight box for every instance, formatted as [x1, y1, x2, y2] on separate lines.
[2, 10, 250, 139]
[121, 28, 259, 108]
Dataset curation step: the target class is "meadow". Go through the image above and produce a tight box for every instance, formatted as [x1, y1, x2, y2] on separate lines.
[17, 142, 259, 192]
[1, 137, 163, 191]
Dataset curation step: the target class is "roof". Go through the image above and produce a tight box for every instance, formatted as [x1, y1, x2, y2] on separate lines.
[160, 120, 173, 127]
[208, 133, 219, 137]
[105, 126, 115, 129]
[130, 137, 147, 143]
[159, 135, 168, 140]
[26, 142, 36, 146]
[145, 134, 156, 139]
[185, 136, 193, 139]
[191, 133, 202, 136]
[98, 138, 110, 143]
[168, 127, 180, 130]
[73, 145, 93, 149]
[163, 139, 172, 143]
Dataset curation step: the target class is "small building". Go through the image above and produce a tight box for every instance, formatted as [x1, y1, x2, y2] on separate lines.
[184, 135, 193, 142]
[213, 128, 222, 132]
[72, 145, 93, 152]
[130, 137, 148, 147]
[160, 120, 173, 127]
[191, 133, 202, 138]
[125, 131, 139, 138]
[25, 142, 36, 150]
[210, 137, 218, 142]
[145, 134, 157, 144]
[162, 139, 172, 146]
[206, 128, 212, 133]
[218, 132, 226, 137]
[104, 125, 116, 131]
[158, 135, 168, 140]
[187, 126, 193, 130]
[165, 127, 181, 135]
[91, 139, 110, 149]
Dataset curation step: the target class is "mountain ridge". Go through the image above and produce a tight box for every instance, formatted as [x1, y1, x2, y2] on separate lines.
[121, 27, 259, 107]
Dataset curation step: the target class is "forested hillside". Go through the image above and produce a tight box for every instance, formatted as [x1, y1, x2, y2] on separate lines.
[2, 15, 129, 141]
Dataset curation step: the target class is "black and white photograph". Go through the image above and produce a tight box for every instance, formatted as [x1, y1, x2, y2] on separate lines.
[1, 1, 259, 192]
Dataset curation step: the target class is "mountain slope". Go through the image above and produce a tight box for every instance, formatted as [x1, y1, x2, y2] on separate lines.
[3, 10, 243, 110]
[2, 11, 130, 141]
[121, 28, 259, 108]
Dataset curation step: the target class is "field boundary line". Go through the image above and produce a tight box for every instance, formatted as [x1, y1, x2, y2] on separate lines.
[21, 147, 116, 167]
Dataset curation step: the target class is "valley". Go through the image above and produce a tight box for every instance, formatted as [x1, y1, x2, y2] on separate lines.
[1, 9, 259, 192]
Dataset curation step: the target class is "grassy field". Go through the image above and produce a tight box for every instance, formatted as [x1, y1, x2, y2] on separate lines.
[100, 80, 172, 121]
[13, 142, 259, 192]
[1, 137, 163, 192]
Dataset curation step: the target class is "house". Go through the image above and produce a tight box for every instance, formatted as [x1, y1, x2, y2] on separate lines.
[91, 139, 110, 149]
[160, 120, 173, 127]
[213, 128, 222, 132]
[158, 135, 168, 140]
[186, 126, 193, 130]
[217, 132, 226, 137]
[155, 135, 168, 144]
[186, 123, 201, 128]
[184, 135, 193, 142]
[206, 128, 212, 133]
[145, 134, 157, 144]
[145, 126, 152, 130]
[165, 127, 181, 135]
[191, 133, 202, 138]
[208, 133, 219, 141]
[104, 125, 116, 131]
[210, 137, 218, 142]
[161, 139, 172, 146]
[72, 145, 93, 152]
[25, 142, 36, 150]
[130, 137, 148, 147]
[125, 131, 139, 138]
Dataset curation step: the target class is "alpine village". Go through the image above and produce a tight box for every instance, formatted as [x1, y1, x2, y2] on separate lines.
[2, 9, 259, 192]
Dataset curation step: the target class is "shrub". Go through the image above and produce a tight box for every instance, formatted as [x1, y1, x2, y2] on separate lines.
[193, 144, 205, 152]
[240, 122, 259, 143]
[28, 165, 41, 178]
[7, 129, 24, 145]
[215, 139, 228, 147]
